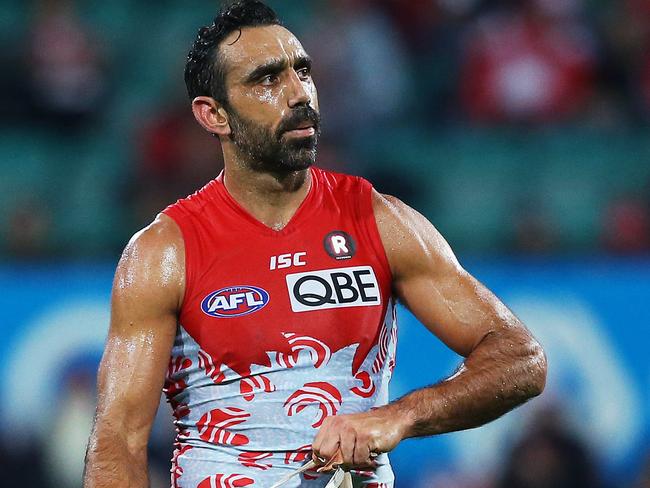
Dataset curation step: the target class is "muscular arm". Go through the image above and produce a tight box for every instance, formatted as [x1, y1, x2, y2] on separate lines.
[312, 192, 547, 468]
[376, 193, 546, 437]
[83, 214, 184, 488]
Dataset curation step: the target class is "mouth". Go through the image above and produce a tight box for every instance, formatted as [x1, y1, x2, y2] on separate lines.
[282, 121, 316, 139]
[284, 127, 316, 138]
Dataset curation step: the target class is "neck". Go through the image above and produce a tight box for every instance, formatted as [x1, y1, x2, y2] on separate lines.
[221, 145, 312, 231]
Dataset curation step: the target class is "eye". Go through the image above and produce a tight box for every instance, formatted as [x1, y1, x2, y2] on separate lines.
[297, 67, 312, 81]
[260, 74, 278, 85]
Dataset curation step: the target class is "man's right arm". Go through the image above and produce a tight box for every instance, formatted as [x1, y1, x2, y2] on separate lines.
[84, 214, 184, 488]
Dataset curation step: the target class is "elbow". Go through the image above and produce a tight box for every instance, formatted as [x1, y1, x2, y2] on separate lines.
[523, 337, 547, 399]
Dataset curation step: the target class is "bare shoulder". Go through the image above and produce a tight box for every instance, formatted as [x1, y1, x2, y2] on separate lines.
[371, 190, 462, 280]
[92, 214, 185, 452]
[121, 213, 183, 259]
[114, 213, 185, 312]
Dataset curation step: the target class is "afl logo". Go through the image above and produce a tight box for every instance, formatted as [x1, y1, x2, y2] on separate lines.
[201, 286, 270, 318]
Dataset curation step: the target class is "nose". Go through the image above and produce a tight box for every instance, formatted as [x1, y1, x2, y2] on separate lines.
[287, 70, 311, 108]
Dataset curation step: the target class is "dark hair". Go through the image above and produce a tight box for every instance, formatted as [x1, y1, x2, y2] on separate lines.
[184, 0, 281, 105]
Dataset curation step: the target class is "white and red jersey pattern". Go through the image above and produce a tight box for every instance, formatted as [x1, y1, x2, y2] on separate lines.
[162, 167, 397, 487]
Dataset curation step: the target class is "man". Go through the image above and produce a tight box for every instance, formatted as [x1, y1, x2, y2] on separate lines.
[84, 1, 547, 487]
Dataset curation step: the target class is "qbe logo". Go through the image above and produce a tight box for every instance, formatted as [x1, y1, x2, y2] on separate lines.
[201, 285, 270, 318]
[286, 266, 381, 312]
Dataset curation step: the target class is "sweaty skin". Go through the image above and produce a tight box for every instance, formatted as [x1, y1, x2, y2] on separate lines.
[310, 193, 547, 470]
[84, 22, 547, 486]
[84, 215, 184, 487]
[85, 25, 320, 488]
[193, 24, 320, 231]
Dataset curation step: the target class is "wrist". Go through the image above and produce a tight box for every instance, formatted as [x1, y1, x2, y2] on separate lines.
[380, 401, 416, 441]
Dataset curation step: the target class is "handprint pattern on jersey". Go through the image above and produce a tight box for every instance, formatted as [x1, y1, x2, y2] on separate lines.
[171, 444, 192, 488]
[169, 300, 396, 487]
[284, 381, 342, 428]
[283, 332, 331, 368]
[197, 474, 254, 488]
[240, 374, 275, 401]
[198, 349, 226, 384]
[350, 370, 376, 398]
[165, 356, 192, 420]
[237, 451, 273, 470]
[197, 407, 250, 446]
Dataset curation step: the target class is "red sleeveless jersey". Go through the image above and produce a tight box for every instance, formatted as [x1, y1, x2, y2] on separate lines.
[162, 167, 397, 488]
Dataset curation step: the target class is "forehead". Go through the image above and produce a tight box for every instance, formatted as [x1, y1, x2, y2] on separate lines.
[219, 24, 307, 79]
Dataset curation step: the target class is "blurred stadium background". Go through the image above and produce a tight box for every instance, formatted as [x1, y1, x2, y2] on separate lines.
[1, 0, 649, 486]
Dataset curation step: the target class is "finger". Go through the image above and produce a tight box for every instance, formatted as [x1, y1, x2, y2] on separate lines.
[311, 452, 326, 466]
[317, 447, 343, 473]
[339, 428, 356, 467]
[353, 439, 371, 468]
[311, 427, 325, 459]
[311, 421, 333, 464]
[313, 433, 340, 469]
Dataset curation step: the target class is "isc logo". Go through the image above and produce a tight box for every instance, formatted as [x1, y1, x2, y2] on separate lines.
[201, 286, 270, 318]
[269, 252, 307, 270]
[285, 266, 380, 312]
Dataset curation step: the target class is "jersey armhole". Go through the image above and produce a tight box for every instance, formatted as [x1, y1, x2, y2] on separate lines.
[357, 177, 394, 287]
[161, 206, 193, 312]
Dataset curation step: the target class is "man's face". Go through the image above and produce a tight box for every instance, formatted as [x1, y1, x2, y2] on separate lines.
[219, 25, 321, 172]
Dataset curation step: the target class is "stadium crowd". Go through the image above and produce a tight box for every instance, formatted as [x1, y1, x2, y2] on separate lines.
[1, 0, 650, 258]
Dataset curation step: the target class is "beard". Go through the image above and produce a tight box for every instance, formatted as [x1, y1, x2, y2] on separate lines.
[227, 105, 321, 172]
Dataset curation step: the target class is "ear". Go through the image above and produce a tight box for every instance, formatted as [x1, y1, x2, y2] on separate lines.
[191, 96, 231, 137]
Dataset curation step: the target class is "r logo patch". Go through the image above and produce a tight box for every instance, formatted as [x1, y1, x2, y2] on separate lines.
[324, 231, 356, 260]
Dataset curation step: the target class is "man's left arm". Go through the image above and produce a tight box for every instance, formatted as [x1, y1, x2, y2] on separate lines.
[312, 191, 547, 469]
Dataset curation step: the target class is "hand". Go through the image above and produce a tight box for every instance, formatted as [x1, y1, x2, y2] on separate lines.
[311, 408, 408, 472]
